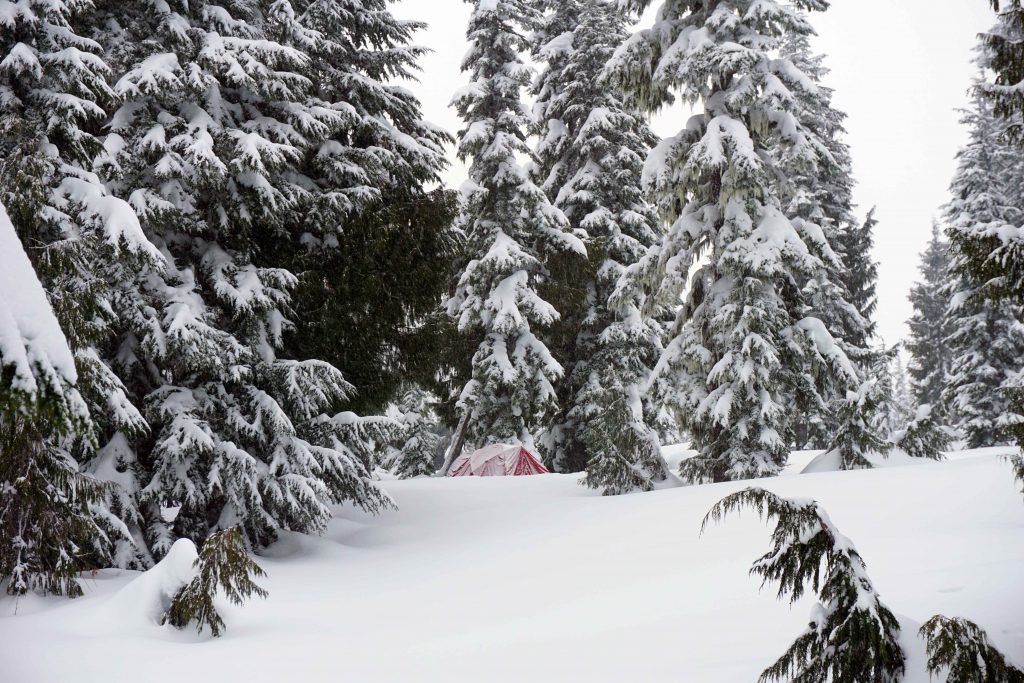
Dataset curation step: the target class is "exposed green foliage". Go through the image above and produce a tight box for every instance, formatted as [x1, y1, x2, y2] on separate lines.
[165, 528, 268, 638]
[920, 615, 1024, 682]
[703, 488, 905, 683]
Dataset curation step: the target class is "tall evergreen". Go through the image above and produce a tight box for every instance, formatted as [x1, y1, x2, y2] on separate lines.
[778, 28, 875, 449]
[607, 0, 859, 482]
[95, 0, 394, 555]
[944, 89, 1024, 448]
[835, 208, 880, 348]
[906, 223, 955, 409]
[273, 1, 458, 416]
[530, 0, 670, 489]
[446, 0, 584, 452]
[0, 0, 160, 582]
[982, 0, 1024, 142]
[0, 199, 113, 596]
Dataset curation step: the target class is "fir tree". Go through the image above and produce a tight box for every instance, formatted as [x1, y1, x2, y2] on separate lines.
[95, 0, 392, 555]
[271, 1, 458, 416]
[778, 28, 874, 450]
[607, 0, 859, 482]
[906, 223, 955, 409]
[530, 0, 670, 488]
[919, 615, 1024, 683]
[165, 527, 268, 637]
[943, 283, 1024, 448]
[446, 0, 584, 452]
[703, 488, 905, 683]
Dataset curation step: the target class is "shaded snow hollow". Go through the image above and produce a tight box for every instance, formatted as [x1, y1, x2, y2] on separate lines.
[1, 447, 1022, 682]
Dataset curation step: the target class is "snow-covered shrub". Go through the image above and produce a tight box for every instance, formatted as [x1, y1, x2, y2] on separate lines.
[893, 404, 951, 460]
[390, 387, 443, 479]
[165, 528, 268, 638]
[703, 488, 905, 683]
[919, 615, 1024, 682]
[825, 380, 893, 470]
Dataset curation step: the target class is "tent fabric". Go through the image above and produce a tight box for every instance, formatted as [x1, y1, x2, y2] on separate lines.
[448, 444, 549, 477]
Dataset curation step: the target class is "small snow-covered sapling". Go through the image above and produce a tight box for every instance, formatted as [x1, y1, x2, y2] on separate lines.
[165, 528, 268, 637]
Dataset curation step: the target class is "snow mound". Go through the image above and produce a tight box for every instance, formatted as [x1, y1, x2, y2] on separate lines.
[102, 539, 198, 628]
[802, 448, 948, 474]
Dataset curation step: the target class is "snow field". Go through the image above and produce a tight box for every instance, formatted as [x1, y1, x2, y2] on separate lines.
[1, 447, 1021, 682]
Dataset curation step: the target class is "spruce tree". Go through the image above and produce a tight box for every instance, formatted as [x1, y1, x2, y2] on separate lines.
[894, 404, 952, 460]
[272, 1, 458, 416]
[95, 0, 392, 555]
[607, 0, 859, 482]
[703, 488, 905, 683]
[446, 0, 584, 452]
[906, 223, 955, 409]
[826, 379, 893, 470]
[389, 386, 443, 479]
[530, 0, 670, 488]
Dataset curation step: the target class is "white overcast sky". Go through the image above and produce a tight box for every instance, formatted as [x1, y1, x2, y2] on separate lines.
[392, 0, 998, 346]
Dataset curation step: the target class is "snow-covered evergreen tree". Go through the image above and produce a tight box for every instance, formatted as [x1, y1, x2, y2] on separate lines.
[529, 0, 670, 489]
[835, 208, 880, 348]
[95, 0, 393, 554]
[907, 223, 955, 409]
[0, 0, 163, 579]
[944, 89, 1024, 449]
[778, 28, 874, 450]
[0, 200, 115, 596]
[389, 386, 442, 479]
[982, 0, 1024, 143]
[165, 527, 268, 637]
[606, 0, 859, 482]
[703, 488, 905, 683]
[446, 0, 584, 452]
[826, 379, 893, 470]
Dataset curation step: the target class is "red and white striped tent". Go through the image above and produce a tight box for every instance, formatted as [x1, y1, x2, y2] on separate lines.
[448, 443, 549, 477]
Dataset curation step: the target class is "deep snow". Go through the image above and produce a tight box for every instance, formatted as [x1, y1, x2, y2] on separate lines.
[1, 447, 1022, 682]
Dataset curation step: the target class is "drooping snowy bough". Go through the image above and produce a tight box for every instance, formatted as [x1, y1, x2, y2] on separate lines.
[702, 488, 905, 683]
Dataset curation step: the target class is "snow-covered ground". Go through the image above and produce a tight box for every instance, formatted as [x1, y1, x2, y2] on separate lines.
[2, 447, 1022, 682]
